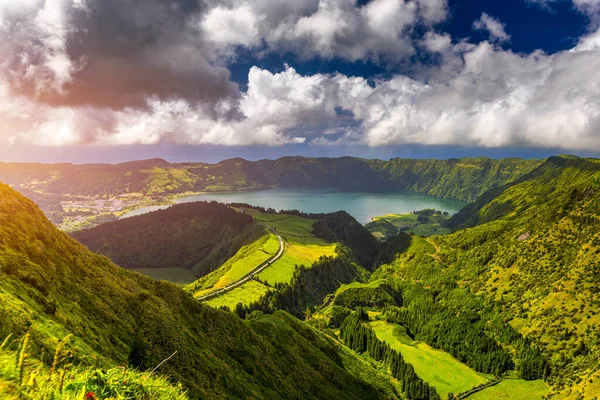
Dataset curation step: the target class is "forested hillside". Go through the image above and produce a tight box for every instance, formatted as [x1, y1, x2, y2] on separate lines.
[368, 156, 600, 398]
[0, 183, 404, 399]
[73, 201, 262, 278]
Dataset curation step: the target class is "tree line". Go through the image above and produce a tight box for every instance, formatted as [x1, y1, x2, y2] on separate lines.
[340, 310, 441, 400]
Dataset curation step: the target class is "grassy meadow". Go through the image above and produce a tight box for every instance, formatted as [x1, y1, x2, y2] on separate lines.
[369, 320, 489, 398]
[466, 379, 548, 399]
[188, 209, 339, 307]
[205, 280, 272, 309]
[186, 230, 278, 297]
[367, 212, 451, 240]
[249, 210, 337, 285]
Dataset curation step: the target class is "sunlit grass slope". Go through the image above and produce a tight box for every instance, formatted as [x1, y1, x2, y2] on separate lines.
[374, 156, 600, 397]
[249, 210, 337, 285]
[185, 230, 278, 296]
[369, 320, 488, 398]
[205, 280, 272, 309]
[466, 379, 548, 400]
[187, 209, 338, 305]
[367, 212, 451, 240]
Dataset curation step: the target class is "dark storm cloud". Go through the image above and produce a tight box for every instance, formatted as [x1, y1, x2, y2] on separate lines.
[4, 0, 239, 110]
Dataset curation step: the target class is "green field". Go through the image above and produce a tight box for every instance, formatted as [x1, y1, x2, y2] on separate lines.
[205, 280, 272, 309]
[187, 230, 278, 297]
[258, 241, 337, 284]
[131, 267, 198, 285]
[369, 320, 489, 398]
[366, 212, 451, 240]
[247, 210, 317, 237]
[196, 210, 338, 306]
[466, 379, 548, 399]
[250, 211, 337, 284]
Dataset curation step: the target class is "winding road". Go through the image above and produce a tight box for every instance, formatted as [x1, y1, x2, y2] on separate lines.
[196, 226, 284, 301]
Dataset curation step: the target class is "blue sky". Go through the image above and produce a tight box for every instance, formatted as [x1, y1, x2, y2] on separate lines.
[228, 0, 588, 87]
[1, 0, 599, 163]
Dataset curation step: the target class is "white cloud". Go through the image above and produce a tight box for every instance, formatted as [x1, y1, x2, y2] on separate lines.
[0, 0, 239, 108]
[199, 0, 449, 64]
[473, 13, 511, 43]
[2, 0, 600, 152]
[422, 32, 452, 52]
[6, 28, 600, 151]
[201, 4, 261, 51]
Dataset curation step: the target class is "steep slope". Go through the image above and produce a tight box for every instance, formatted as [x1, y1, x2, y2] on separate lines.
[369, 157, 541, 202]
[373, 156, 600, 398]
[313, 211, 381, 269]
[0, 183, 402, 399]
[73, 201, 262, 278]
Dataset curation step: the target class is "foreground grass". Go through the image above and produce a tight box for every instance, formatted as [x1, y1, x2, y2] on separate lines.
[466, 379, 548, 399]
[369, 320, 488, 398]
[0, 335, 186, 400]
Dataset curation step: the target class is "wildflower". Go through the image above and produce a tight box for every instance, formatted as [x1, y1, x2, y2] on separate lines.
[85, 392, 96, 399]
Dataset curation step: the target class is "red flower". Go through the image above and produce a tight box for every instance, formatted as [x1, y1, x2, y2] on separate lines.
[85, 392, 96, 400]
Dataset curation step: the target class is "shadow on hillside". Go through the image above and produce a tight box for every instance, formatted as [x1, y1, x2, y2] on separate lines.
[375, 233, 412, 267]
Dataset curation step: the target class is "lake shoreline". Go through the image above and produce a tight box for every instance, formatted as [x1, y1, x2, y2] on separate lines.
[121, 187, 468, 225]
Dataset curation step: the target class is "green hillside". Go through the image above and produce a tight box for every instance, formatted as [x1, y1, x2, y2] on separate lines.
[73, 201, 262, 281]
[187, 208, 375, 314]
[368, 156, 600, 399]
[0, 183, 405, 399]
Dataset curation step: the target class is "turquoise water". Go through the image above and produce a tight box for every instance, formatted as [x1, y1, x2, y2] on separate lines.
[158, 188, 467, 224]
[122, 188, 467, 224]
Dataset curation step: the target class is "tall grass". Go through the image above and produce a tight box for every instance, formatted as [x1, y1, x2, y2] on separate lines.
[0, 334, 187, 400]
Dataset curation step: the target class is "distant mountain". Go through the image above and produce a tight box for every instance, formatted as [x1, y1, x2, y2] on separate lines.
[1, 156, 542, 202]
[0, 183, 402, 399]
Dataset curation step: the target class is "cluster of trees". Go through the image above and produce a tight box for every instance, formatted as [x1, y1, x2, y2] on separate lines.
[312, 211, 381, 269]
[380, 283, 549, 380]
[73, 201, 258, 276]
[413, 209, 447, 217]
[229, 203, 328, 219]
[384, 305, 513, 376]
[518, 342, 551, 380]
[340, 311, 441, 400]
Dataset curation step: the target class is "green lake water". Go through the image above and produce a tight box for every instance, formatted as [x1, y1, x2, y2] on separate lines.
[168, 188, 468, 224]
[123, 188, 467, 224]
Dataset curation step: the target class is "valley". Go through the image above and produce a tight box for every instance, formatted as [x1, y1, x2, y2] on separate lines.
[0, 155, 598, 399]
[3, 2, 597, 398]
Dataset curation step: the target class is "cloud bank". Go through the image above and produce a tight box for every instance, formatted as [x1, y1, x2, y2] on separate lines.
[1, 0, 600, 151]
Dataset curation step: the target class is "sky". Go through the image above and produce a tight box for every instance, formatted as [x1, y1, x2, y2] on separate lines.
[0, 0, 599, 163]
